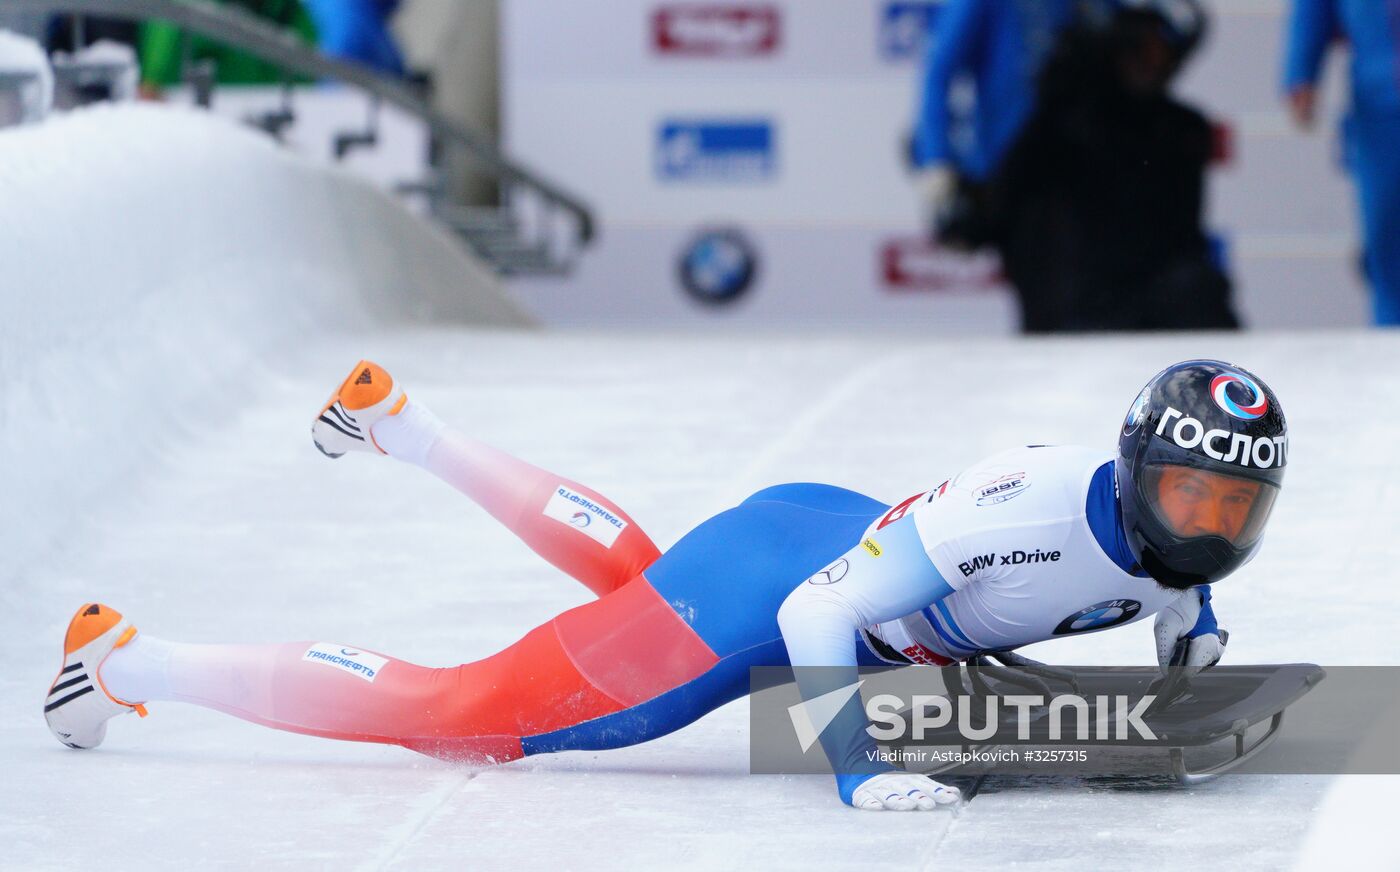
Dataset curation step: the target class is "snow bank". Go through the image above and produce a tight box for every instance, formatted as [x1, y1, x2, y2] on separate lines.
[0, 103, 526, 584]
[0, 28, 53, 124]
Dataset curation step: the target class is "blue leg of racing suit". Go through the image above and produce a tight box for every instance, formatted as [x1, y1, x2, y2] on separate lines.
[520, 484, 890, 755]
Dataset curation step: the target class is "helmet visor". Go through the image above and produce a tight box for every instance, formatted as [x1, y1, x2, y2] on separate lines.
[1140, 463, 1279, 548]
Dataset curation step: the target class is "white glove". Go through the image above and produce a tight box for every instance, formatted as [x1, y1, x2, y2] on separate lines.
[850, 772, 961, 811]
[914, 163, 957, 216]
[1154, 589, 1226, 678]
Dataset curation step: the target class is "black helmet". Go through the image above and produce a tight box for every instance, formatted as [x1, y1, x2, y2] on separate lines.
[1112, 0, 1208, 57]
[1116, 360, 1287, 589]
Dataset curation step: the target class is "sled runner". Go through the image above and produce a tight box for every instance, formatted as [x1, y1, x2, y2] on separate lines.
[885, 652, 1326, 785]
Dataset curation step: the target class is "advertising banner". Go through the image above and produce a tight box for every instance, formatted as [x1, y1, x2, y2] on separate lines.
[502, 0, 1367, 330]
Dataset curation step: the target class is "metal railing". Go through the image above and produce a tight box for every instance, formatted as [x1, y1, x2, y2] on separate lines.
[7, 0, 595, 273]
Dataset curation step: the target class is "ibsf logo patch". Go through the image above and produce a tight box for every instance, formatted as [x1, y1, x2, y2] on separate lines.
[975, 473, 1029, 506]
[303, 644, 389, 683]
[878, 1, 942, 61]
[652, 4, 780, 56]
[657, 120, 776, 183]
[1210, 372, 1268, 420]
[544, 485, 628, 547]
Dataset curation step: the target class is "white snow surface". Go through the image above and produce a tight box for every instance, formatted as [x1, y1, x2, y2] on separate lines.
[3, 329, 1397, 871]
[2, 106, 1398, 871]
[0, 104, 524, 591]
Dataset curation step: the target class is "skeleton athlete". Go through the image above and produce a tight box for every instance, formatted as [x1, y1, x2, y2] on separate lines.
[46, 358, 1286, 810]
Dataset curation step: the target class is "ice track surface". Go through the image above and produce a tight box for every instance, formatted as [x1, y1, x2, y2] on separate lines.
[2, 327, 1397, 871]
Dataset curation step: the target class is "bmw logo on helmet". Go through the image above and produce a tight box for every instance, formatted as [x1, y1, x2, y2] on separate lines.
[1124, 385, 1152, 434]
[678, 227, 758, 306]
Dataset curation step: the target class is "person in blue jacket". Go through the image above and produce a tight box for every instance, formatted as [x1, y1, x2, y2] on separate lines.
[910, 0, 1077, 222]
[1284, 0, 1400, 326]
[304, 0, 405, 76]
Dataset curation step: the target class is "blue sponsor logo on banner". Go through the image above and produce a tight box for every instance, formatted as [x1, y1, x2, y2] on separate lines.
[879, 1, 942, 61]
[657, 120, 776, 182]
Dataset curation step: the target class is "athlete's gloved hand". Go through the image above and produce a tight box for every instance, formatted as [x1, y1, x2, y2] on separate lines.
[846, 772, 961, 811]
[915, 163, 957, 219]
[1154, 586, 1226, 678]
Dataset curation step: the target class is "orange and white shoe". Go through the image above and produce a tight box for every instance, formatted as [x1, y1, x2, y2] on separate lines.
[45, 603, 147, 750]
[311, 360, 406, 458]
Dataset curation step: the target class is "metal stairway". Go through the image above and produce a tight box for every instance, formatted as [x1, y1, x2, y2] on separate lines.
[8, 0, 595, 277]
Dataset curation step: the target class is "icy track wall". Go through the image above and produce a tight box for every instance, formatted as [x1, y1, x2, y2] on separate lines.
[0, 103, 527, 584]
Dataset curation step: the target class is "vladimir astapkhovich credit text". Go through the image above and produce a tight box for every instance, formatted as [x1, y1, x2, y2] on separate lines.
[866, 747, 1090, 767]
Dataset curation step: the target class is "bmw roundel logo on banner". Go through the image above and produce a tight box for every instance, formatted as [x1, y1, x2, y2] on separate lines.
[678, 227, 759, 305]
[1052, 599, 1142, 635]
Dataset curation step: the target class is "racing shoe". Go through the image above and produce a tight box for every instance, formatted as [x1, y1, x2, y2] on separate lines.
[312, 360, 406, 458]
[45, 603, 147, 750]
